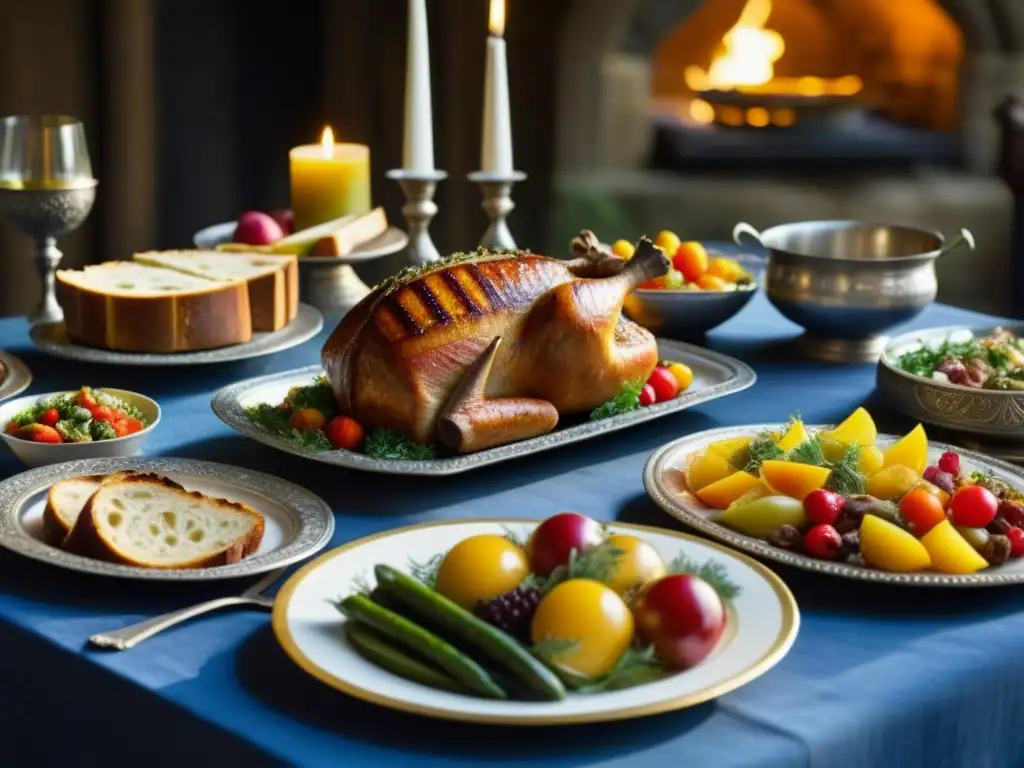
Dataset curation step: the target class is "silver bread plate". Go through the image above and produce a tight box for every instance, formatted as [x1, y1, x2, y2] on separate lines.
[0, 350, 32, 402]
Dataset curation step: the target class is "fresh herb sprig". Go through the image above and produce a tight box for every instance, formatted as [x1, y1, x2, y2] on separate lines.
[898, 337, 994, 378]
[244, 403, 333, 451]
[522, 542, 626, 594]
[364, 429, 438, 461]
[408, 554, 444, 589]
[375, 248, 522, 295]
[785, 435, 865, 496]
[739, 430, 785, 474]
[668, 553, 741, 600]
[589, 381, 643, 421]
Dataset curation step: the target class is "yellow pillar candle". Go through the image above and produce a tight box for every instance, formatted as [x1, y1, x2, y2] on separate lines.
[289, 126, 371, 231]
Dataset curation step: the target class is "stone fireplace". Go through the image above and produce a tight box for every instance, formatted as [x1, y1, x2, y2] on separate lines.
[550, 0, 1023, 315]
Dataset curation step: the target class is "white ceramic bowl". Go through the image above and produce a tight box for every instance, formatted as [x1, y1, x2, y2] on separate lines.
[0, 388, 161, 468]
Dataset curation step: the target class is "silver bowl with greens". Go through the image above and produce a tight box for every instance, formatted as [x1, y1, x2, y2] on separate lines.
[877, 325, 1024, 439]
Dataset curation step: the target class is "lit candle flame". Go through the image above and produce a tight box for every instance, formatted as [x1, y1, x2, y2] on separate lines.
[320, 126, 335, 157]
[489, 0, 505, 37]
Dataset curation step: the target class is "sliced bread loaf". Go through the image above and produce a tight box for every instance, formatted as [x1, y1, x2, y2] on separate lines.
[134, 250, 298, 332]
[56, 262, 253, 353]
[42, 472, 171, 545]
[62, 473, 265, 568]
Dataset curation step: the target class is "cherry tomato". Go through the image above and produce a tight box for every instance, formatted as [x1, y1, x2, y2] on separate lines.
[803, 524, 842, 559]
[435, 534, 530, 609]
[938, 451, 960, 475]
[611, 239, 634, 260]
[655, 230, 682, 256]
[5, 420, 18, 434]
[633, 574, 726, 669]
[639, 384, 657, 406]
[637, 279, 660, 290]
[647, 367, 679, 402]
[75, 389, 97, 409]
[325, 415, 364, 451]
[39, 408, 60, 427]
[665, 362, 694, 392]
[111, 421, 130, 438]
[90, 406, 115, 423]
[109, 408, 126, 422]
[803, 489, 845, 526]
[672, 242, 708, 283]
[899, 488, 947, 534]
[1007, 527, 1024, 558]
[289, 407, 326, 432]
[124, 418, 145, 434]
[526, 512, 604, 575]
[950, 485, 998, 528]
[696, 274, 729, 291]
[656, 268, 685, 290]
[706, 257, 744, 282]
[20, 424, 62, 444]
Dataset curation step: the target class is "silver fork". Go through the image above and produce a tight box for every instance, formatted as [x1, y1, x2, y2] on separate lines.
[89, 568, 285, 651]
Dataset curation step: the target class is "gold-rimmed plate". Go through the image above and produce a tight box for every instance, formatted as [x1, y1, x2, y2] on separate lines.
[0, 350, 31, 401]
[271, 518, 799, 725]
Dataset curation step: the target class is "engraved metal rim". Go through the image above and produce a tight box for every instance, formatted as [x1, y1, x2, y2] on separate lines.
[0, 456, 335, 581]
[879, 324, 1024, 398]
[644, 424, 1024, 587]
[192, 221, 408, 264]
[210, 339, 757, 476]
[272, 518, 800, 725]
[27, 304, 323, 366]
[0, 351, 32, 402]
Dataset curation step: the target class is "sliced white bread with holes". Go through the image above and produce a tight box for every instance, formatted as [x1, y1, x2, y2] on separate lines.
[56, 262, 253, 353]
[62, 473, 265, 569]
[41, 472, 140, 545]
[134, 250, 299, 332]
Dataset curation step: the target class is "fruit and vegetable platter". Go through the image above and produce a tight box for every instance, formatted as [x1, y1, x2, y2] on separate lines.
[644, 407, 1024, 585]
[614, 230, 755, 293]
[271, 517, 798, 724]
[5, 387, 148, 444]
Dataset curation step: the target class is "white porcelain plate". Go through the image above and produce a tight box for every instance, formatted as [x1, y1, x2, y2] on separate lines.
[645, 425, 1024, 586]
[272, 519, 799, 725]
[0, 457, 335, 581]
[0, 350, 31, 402]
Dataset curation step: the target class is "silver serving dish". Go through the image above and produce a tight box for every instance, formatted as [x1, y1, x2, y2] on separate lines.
[878, 324, 1024, 441]
[0, 350, 32, 402]
[211, 339, 756, 476]
[734, 220, 975, 363]
[623, 253, 761, 340]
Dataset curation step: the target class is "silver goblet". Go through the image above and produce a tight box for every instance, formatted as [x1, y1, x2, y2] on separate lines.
[0, 115, 97, 325]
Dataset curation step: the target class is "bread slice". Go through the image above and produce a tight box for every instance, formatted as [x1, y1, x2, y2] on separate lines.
[62, 473, 265, 569]
[309, 207, 388, 257]
[134, 250, 298, 332]
[56, 262, 253, 353]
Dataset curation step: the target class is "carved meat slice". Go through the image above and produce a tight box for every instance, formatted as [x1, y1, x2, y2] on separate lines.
[321, 234, 669, 451]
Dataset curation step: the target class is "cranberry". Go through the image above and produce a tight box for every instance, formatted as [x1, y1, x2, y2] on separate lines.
[803, 489, 845, 526]
[803, 524, 842, 560]
[1007, 527, 1024, 558]
[923, 466, 956, 494]
[639, 384, 657, 407]
[998, 500, 1024, 529]
[938, 451, 960, 475]
[950, 485, 999, 528]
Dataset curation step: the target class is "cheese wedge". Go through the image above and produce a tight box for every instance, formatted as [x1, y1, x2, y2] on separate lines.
[217, 207, 388, 257]
[56, 262, 253, 353]
[134, 250, 298, 331]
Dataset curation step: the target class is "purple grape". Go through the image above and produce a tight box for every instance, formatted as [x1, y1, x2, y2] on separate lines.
[923, 466, 956, 494]
[474, 587, 541, 640]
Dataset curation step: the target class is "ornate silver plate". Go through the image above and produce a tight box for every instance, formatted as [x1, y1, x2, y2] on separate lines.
[193, 221, 408, 264]
[211, 339, 757, 476]
[645, 424, 1024, 587]
[877, 324, 1024, 440]
[28, 304, 323, 366]
[0, 456, 335, 581]
[0, 350, 32, 402]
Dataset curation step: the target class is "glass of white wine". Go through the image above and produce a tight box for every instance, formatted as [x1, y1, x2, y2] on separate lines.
[0, 115, 97, 325]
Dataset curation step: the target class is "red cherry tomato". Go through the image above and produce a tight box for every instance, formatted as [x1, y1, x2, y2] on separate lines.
[633, 574, 726, 669]
[899, 489, 947, 535]
[950, 485, 998, 528]
[39, 408, 60, 427]
[111, 421, 130, 438]
[1008, 527, 1024, 558]
[123, 418, 145, 435]
[20, 424, 62, 444]
[639, 384, 657, 406]
[325, 415, 364, 451]
[75, 389, 97, 409]
[938, 451, 960, 475]
[646, 367, 680, 402]
[90, 406, 115, 423]
[803, 524, 842, 559]
[803, 489, 845, 526]
[526, 512, 604, 575]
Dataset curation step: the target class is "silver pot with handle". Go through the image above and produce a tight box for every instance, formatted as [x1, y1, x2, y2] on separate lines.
[733, 220, 975, 362]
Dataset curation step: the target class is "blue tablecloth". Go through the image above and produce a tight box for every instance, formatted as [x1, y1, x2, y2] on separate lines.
[2, 293, 1024, 768]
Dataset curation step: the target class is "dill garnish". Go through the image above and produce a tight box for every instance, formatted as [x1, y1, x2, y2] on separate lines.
[363, 429, 438, 461]
[244, 403, 333, 451]
[739, 431, 784, 474]
[668, 553, 741, 600]
[574, 645, 667, 693]
[408, 554, 444, 589]
[589, 381, 643, 421]
[532, 542, 625, 594]
[784, 435, 866, 496]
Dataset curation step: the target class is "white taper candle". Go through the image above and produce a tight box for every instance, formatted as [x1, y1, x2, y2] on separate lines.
[402, 0, 435, 172]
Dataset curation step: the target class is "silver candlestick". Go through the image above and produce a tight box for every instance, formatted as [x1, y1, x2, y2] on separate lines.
[387, 168, 447, 265]
[468, 170, 526, 250]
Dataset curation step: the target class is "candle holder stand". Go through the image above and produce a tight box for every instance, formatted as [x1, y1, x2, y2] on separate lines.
[387, 169, 447, 265]
[468, 170, 526, 251]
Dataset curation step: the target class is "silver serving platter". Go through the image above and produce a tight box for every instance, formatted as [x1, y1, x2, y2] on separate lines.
[28, 303, 323, 366]
[211, 339, 757, 476]
[877, 324, 1024, 440]
[0, 456, 335, 581]
[645, 424, 1024, 587]
[0, 350, 32, 401]
[193, 221, 408, 263]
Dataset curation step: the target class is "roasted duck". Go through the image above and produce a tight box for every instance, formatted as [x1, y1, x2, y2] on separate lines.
[321, 231, 669, 453]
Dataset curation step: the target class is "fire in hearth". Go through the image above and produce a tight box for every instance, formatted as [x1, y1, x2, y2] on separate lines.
[682, 0, 861, 127]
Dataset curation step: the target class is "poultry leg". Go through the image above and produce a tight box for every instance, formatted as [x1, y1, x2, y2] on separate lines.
[437, 337, 560, 453]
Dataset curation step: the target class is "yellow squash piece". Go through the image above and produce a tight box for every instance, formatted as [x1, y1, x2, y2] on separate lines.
[818, 436, 847, 463]
[859, 514, 932, 572]
[759, 460, 831, 501]
[706, 437, 754, 468]
[776, 420, 809, 452]
[865, 464, 920, 501]
[695, 471, 762, 509]
[882, 424, 929, 476]
[685, 450, 736, 493]
[858, 444, 886, 477]
[822, 407, 877, 447]
[920, 520, 988, 574]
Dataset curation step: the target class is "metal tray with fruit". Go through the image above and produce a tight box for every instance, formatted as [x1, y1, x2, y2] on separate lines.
[645, 407, 1024, 586]
[271, 516, 798, 724]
